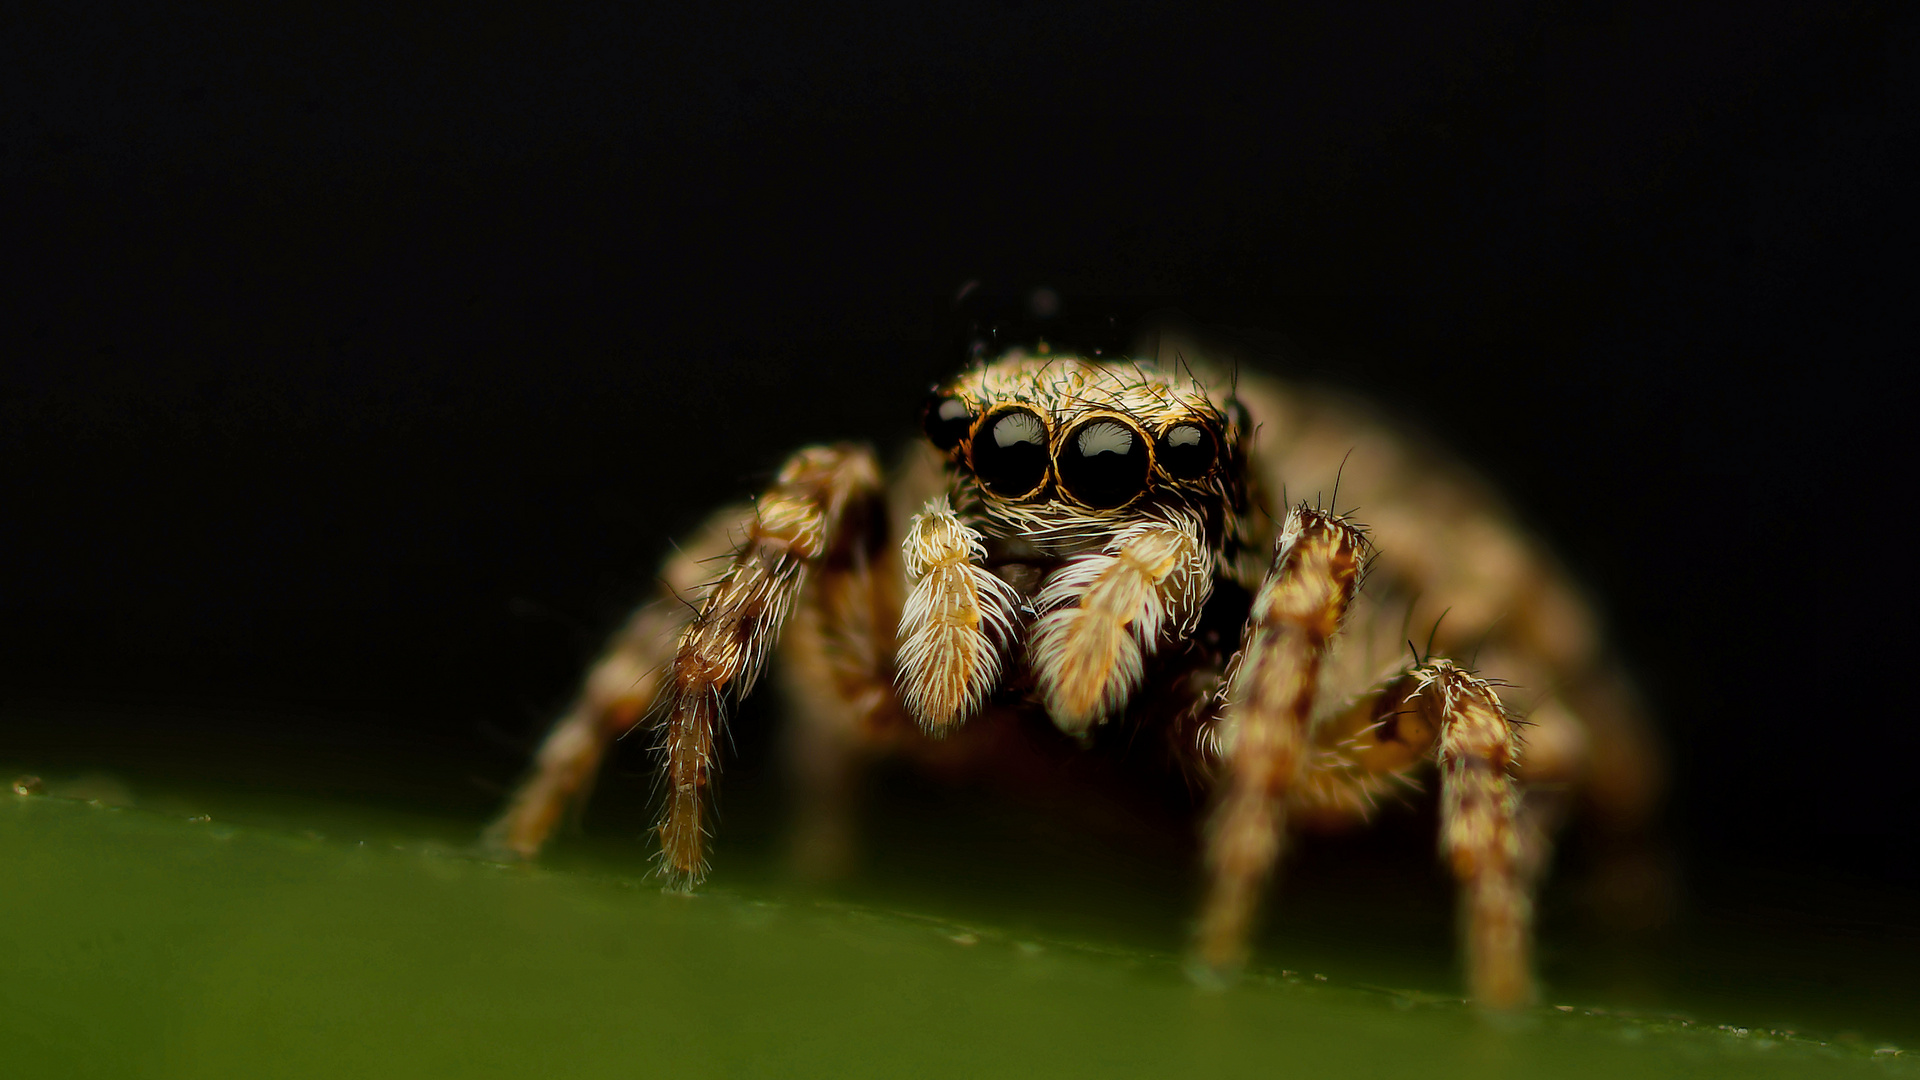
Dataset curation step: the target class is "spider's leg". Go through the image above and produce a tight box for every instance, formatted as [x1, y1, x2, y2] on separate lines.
[777, 472, 907, 880]
[484, 444, 885, 889]
[1220, 356, 1666, 922]
[1283, 660, 1535, 1007]
[1027, 515, 1216, 731]
[482, 501, 752, 861]
[648, 444, 886, 887]
[894, 495, 1024, 732]
[1194, 504, 1367, 979]
[1411, 660, 1533, 1007]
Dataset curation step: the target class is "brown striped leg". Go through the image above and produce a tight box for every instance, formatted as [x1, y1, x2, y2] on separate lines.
[653, 444, 885, 887]
[1413, 661, 1533, 1007]
[482, 502, 753, 861]
[1194, 505, 1369, 979]
[1282, 661, 1538, 1007]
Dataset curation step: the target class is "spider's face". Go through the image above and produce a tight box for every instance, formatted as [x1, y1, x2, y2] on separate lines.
[919, 352, 1250, 557]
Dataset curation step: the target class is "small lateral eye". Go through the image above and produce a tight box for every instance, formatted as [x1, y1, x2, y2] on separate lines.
[970, 407, 1050, 498]
[1157, 422, 1217, 480]
[920, 394, 975, 451]
[1059, 418, 1150, 509]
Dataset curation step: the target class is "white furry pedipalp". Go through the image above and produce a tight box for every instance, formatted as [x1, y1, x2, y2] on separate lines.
[895, 496, 1024, 732]
[1029, 515, 1215, 731]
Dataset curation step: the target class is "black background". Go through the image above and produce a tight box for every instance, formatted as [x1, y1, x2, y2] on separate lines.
[4, 1, 1915, 918]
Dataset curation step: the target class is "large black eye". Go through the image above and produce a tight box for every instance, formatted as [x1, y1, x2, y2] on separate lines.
[920, 394, 974, 451]
[1059, 418, 1149, 508]
[970, 408, 1050, 498]
[1157, 422, 1217, 480]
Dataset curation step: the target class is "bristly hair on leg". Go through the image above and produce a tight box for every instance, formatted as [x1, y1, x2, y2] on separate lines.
[1406, 659, 1535, 1007]
[644, 444, 883, 889]
[1195, 503, 1371, 978]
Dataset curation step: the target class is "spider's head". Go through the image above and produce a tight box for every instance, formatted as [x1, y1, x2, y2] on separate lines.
[919, 349, 1250, 556]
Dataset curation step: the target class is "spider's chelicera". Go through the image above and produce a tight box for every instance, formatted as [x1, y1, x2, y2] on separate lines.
[487, 333, 1662, 1010]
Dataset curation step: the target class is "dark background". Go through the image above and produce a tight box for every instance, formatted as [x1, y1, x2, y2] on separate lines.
[4, 0, 1914, 964]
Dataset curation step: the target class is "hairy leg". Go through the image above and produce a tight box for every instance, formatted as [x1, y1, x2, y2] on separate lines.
[652, 444, 886, 887]
[483, 444, 885, 887]
[482, 502, 751, 860]
[1194, 505, 1367, 977]
[1286, 660, 1538, 1007]
[1419, 661, 1532, 1006]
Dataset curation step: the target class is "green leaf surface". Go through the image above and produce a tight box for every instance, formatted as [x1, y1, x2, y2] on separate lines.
[3, 792, 1909, 1080]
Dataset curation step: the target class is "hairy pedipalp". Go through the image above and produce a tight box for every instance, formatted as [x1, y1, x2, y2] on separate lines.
[895, 496, 1022, 732]
[1028, 515, 1214, 731]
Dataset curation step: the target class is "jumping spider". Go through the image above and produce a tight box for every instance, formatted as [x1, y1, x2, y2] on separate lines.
[486, 318, 1661, 1008]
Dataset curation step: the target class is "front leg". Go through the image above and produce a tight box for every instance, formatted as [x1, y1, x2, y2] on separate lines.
[482, 503, 751, 861]
[654, 444, 885, 886]
[1194, 505, 1368, 978]
[484, 443, 884, 886]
